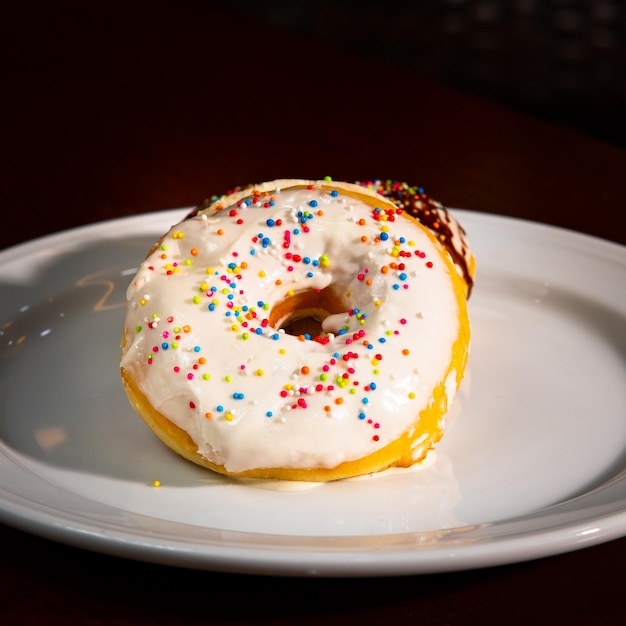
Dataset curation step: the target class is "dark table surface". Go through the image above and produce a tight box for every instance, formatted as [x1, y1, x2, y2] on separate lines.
[1, 2, 625, 624]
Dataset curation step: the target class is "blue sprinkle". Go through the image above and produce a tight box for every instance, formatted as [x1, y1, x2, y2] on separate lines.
[331, 190, 339, 197]
[266, 218, 275, 227]
[193, 346, 200, 352]
[233, 392, 245, 400]
[309, 200, 318, 207]
[303, 256, 311, 264]
[380, 232, 389, 241]
[216, 405, 224, 412]
[208, 303, 215, 311]
[379, 337, 386, 343]
[271, 333, 280, 340]
[370, 382, 377, 390]
[399, 272, 407, 280]
[161, 342, 169, 350]
[266, 411, 273, 417]
[358, 412, 366, 420]
[306, 271, 314, 278]
[362, 397, 369, 404]
[392, 284, 400, 290]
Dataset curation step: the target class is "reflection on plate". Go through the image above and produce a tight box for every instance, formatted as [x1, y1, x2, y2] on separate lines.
[0, 209, 625, 577]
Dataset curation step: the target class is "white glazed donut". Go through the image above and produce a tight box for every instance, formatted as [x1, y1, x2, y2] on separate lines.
[120, 179, 472, 481]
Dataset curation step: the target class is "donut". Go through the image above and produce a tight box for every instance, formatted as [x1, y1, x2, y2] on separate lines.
[120, 178, 473, 482]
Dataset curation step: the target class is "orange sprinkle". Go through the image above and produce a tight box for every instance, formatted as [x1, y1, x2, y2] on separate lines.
[217, 229, 224, 236]
[381, 266, 389, 274]
[358, 218, 366, 226]
[360, 235, 368, 243]
[190, 248, 199, 256]
[366, 279, 373, 286]
[275, 279, 282, 285]
[301, 366, 310, 375]
[335, 397, 344, 405]
[205, 412, 213, 419]
[324, 405, 331, 412]
[402, 349, 410, 355]
[183, 325, 191, 333]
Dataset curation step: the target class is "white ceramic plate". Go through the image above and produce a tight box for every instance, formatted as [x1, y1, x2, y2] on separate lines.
[0, 209, 625, 577]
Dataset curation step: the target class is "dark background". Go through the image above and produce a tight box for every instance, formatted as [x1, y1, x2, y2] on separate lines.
[218, 0, 626, 149]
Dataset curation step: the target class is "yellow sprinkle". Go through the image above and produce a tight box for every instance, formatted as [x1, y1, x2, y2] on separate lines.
[152, 480, 161, 488]
[287, 289, 295, 296]
[225, 412, 234, 421]
[279, 348, 286, 354]
[231, 324, 239, 332]
[259, 270, 266, 278]
[408, 392, 416, 399]
[255, 369, 264, 376]
[139, 298, 147, 306]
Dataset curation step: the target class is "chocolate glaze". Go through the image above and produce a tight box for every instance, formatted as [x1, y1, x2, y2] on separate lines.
[359, 180, 474, 297]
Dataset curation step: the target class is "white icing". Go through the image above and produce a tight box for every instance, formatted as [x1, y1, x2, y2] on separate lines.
[121, 180, 461, 473]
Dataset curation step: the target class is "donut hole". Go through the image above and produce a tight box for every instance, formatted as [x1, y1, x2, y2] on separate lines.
[270, 286, 347, 339]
